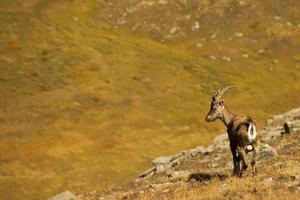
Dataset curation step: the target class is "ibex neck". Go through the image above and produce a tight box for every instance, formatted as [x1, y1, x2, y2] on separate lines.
[221, 106, 236, 127]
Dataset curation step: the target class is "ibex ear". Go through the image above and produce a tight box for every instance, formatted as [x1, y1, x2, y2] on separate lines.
[219, 99, 224, 107]
[212, 96, 216, 101]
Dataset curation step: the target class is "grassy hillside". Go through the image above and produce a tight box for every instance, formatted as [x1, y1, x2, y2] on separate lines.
[80, 128, 300, 200]
[0, 0, 300, 199]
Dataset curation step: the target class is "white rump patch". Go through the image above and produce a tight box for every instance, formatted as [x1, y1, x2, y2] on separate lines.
[246, 145, 253, 151]
[247, 123, 257, 143]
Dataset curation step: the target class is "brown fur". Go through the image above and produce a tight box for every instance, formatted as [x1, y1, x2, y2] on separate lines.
[205, 87, 261, 176]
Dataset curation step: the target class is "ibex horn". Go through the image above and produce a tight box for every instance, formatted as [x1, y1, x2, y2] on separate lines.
[213, 85, 237, 101]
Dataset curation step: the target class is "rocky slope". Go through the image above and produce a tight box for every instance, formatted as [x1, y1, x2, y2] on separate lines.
[58, 107, 300, 200]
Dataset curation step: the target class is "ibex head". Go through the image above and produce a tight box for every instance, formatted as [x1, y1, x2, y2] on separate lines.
[205, 86, 236, 122]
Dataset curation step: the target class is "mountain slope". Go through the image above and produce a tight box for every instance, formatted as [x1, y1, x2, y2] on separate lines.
[0, 0, 300, 199]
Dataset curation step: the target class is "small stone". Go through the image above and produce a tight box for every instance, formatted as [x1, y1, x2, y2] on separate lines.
[241, 53, 249, 58]
[169, 26, 178, 34]
[158, 0, 168, 4]
[162, 189, 170, 193]
[286, 21, 292, 26]
[147, 2, 155, 6]
[213, 133, 227, 144]
[211, 163, 218, 168]
[274, 16, 282, 21]
[258, 49, 265, 54]
[239, 1, 248, 6]
[190, 145, 214, 156]
[117, 18, 127, 25]
[72, 16, 79, 22]
[138, 167, 156, 179]
[191, 21, 200, 31]
[234, 32, 244, 37]
[185, 14, 191, 19]
[221, 56, 231, 61]
[211, 31, 218, 39]
[196, 43, 203, 48]
[263, 177, 273, 184]
[167, 170, 191, 180]
[209, 55, 217, 60]
[126, 6, 137, 13]
[266, 119, 274, 125]
[272, 59, 279, 64]
[152, 156, 173, 166]
[47, 191, 78, 200]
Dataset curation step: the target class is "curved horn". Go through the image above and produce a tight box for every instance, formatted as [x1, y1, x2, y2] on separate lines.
[213, 85, 236, 101]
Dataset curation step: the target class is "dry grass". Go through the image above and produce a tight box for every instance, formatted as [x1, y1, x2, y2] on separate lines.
[80, 132, 300, 200]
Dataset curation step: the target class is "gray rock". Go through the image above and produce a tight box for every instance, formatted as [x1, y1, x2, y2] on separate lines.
[221, 56, 231, 62]
[151, 152, 186, 173]
[191, 21, 200, 31]
[196, 43, 203, 48]
[158, 0, 168, 4]
[234, 32, 244, 37]
[169, 26, 178, 34]
[271, 107, 300, 122]
[187, 146, 207, 157]
[272, 114, 284, 121]
[263, 177, 273, 184]
[199, 158, 210, 164]
[138, 167, 156, 179]
[167, 170, 191, 180]
[241, 53, 249, 58]
[272, 59, 279, 64]
[209, 55, 217, 60]
[266, 118, 274, 125]
[152, 156, 173, 166]
[47, 191, 78, 200]
[284, 180, 299, 188]
[213, 133, 228, 145]
[149, 182, 173, 190]
[261, 126, 282, 142]
[156, 164, 167, 172]
[259, 144, 277, 160]
[226, 161, 233, 169]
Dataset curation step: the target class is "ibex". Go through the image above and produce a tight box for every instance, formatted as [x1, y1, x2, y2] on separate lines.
[205, 86, 261, 176]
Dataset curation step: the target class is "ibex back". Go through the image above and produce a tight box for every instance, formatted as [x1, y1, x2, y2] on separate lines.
[205, 86, 261, 176]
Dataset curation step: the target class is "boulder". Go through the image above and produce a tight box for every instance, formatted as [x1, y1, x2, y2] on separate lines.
[187, 146, 207, 157]
[258, 144, 277, 160]
[167, 170, 191, 181]
[262, 177, 273, 185]
[47, 191, 78, 200]
[152, 156, 174, 166]
[213, 133, 228, 145]
[138, 167, 156, 179]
